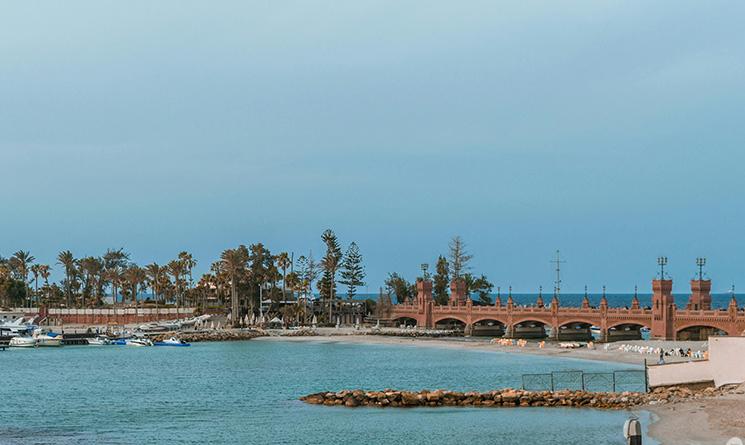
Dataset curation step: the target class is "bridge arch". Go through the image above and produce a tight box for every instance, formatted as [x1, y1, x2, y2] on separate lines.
[607, 321, 650, 331]
[511, 319, 550, 339]
[556, 320, 596, 341]
[675, 323, 732, 340]
[557, 319, 598, 329]
[472, 316, 508, 326]
[471, 318, 507, 337]
[606, 322, 650, 341]
[511, 317, 554, 329]
[433, 315, 468, 325]
[391, 317, 418, 327]
[434, 317, 467, 331]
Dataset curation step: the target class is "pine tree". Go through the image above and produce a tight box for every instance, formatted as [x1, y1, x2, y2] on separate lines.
[448, 236, 472, 280]
[433, 255, 450, 305]
[339, 242, 365, 299]
[319, 229, 343, 322]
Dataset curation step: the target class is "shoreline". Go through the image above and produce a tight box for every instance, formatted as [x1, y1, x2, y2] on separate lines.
[256, 332, 742, 445]
[256, 330, 706, 367]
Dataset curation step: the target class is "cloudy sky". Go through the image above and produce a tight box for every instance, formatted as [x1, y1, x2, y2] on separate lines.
[2, 1, 745, 293]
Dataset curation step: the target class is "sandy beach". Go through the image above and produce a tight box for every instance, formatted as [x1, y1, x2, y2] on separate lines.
[257, 331, 742, 445]
[256, 329, 707, 366]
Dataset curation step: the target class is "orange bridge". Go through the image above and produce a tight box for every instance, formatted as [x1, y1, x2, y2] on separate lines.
[382, 279, 745, 341]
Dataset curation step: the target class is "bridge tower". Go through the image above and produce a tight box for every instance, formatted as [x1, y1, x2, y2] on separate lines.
[688, 258, 712, 310]
[651, 257, 675, 340]
[416, 279, 434, 329]
[449, 278, 468, 306]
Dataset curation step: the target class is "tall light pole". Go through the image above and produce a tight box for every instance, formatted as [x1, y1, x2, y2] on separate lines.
[695, 257, 706, 281]
[657, 256, 668, 280]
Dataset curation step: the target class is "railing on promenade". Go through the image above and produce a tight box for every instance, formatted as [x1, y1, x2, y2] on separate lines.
[522, 369, 648, 393]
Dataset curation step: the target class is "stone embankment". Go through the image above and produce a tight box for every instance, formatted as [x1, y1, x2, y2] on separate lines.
[151, 329, 267, 343]
[301, 385, 743, 410]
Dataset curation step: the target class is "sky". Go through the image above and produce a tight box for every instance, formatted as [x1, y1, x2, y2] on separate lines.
[2, 1, 745, 294]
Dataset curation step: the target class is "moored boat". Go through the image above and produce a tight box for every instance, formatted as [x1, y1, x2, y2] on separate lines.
[154, 337, 190, 347]
[86, 336, 111, 346]
[125, 338, 153, 347]
[33, 329, 62, 347]
[9, 336, 36, 348]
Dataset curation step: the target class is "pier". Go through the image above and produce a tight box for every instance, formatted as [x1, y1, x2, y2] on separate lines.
[382, 278, 745, 341]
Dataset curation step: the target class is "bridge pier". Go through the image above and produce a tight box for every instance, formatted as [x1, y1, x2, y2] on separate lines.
[464, 323, 473, 336]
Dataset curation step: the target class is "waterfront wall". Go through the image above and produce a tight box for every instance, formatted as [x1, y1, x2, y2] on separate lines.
[648, 336, 745, 388]
[18, 307, 196, 325]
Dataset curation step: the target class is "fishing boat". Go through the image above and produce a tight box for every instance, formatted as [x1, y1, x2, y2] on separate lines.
[154, 337, 190, 347]
[9, 336, 36, 348]
[111, 338, 127, 346]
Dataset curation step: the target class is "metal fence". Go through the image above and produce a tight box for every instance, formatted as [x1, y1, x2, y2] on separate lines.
[522, 369, 648, 393]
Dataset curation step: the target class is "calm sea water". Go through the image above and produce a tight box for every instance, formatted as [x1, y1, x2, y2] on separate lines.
[0, 341, 656, 445]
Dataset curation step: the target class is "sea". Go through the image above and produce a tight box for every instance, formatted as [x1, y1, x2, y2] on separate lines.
[0, 340, 656, 445]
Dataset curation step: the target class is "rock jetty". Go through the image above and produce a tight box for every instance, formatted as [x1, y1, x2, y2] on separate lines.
[301, 385, 739, 410]
[151, 329, 267, 343]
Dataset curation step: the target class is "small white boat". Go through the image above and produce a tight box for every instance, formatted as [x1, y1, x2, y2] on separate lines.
[86, 336, 111, 346]
[9, 336, 36, 348]
[125, 338, 153, 347]
[590, 326, 602, 336]
[33, 329, 62, 347]
[154, 337, 190, 347]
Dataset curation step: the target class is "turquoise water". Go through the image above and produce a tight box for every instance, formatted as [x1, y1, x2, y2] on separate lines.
[0, 340, 655, 444]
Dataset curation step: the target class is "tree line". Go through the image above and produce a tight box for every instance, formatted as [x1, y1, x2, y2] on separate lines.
[0, 229, 365, 325]
[385, 236, 494, 305]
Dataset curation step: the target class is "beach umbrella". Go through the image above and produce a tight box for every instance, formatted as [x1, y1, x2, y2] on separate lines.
[227, 312, 232, 322]
[243, 314, 249, 326]
[210, 321, 215, 330]
[311, 315, 317, 326]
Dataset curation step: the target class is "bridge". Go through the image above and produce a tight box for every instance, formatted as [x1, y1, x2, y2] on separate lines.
[382, 278, 745, 341]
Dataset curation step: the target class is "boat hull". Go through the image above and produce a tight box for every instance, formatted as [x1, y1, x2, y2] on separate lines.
[9, 337, 36, 348]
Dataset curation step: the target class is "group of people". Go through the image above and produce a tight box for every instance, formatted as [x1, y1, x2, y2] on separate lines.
[607, 343, 708, 360]
[490, 338, 529, 347]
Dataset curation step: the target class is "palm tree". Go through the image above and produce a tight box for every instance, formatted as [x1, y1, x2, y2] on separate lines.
[221, 247, 248, 327]
[122, 266, 146, 306]
[57, 250, 76, 307]
[12, 251, 35, 307]
[30, 264, 41, 305]
[167, 260, 184, 306]
[103, 248, 130, 305]
[276, 252, 291, 301]
[178, 251, 196, 298]
[145, 263, 163, 304]
[79, 256, 103, 307]
[39, 265, 51, 304]
[104, 266, 122, 307]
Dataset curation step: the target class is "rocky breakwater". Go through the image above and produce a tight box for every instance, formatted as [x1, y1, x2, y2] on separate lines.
[301, 385, 740, 410]
[151, 329, 267, 343]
